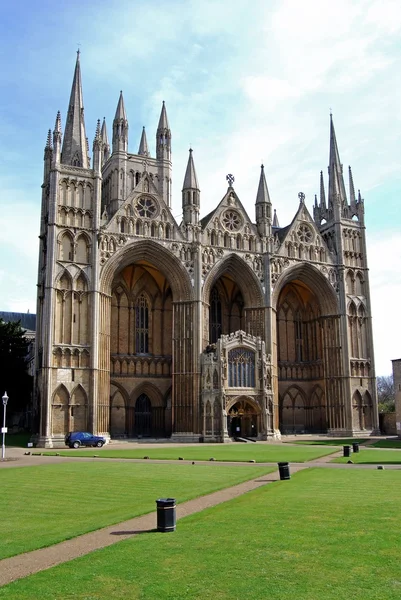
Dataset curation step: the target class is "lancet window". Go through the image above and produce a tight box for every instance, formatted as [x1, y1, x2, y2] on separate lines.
[135, 294, 149, 353]
[209, 288, 222, 344]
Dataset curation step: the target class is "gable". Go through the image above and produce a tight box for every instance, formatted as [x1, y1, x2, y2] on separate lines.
[273, 201, 333, 265]
[201, 187, 258, 247]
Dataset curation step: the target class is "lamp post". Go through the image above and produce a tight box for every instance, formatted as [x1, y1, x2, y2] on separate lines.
[2, 392, 9, 460]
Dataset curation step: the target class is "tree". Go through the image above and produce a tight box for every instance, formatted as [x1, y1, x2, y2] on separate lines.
[377, 375, 395, 413]
[0, 319, 33, 419]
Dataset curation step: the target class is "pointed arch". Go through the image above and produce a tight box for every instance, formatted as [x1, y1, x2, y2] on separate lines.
[70, 384, 88, 432]
[59, 231, 74, 262]
[52, 384, 69, 435]
[75, 233, 90, 264]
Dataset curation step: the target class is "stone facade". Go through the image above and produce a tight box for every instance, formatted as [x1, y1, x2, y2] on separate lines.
[392, 359, 401, 438]
[34, 54, 379, 446]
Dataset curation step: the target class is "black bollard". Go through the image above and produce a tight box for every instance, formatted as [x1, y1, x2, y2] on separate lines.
[156, 498, 176, 532]
[352, 442, 359, 453]
[343, 445, 351, 458]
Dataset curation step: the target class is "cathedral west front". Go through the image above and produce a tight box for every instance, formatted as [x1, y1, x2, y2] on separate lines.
[34, 53, 379, 446]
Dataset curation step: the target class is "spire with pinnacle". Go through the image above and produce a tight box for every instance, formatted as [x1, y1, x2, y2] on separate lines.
[272, 209, 279, 228]
[53, 111, 62, 164]
[182, 148, 200, 226]
[61, 51, 89, 168]
[112, 91, 128, 153]
[101, 118, 110, 163]
[328, 114, 347, 211]
[156, 101, 171, 160]
[138, 126, 150, 157]
[255, 164, 272, 237]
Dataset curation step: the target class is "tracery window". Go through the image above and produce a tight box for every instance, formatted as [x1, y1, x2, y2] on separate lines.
[228, 348, 255, 387]
[222, 210, 242, 232]
[135, 294, 149, 353]
[297, 223, 313, 243]
[136, 196, 156, 218]
[209, 288, 222, 344]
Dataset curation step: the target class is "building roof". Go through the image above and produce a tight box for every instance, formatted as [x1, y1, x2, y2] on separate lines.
[0, 312, 36, 333]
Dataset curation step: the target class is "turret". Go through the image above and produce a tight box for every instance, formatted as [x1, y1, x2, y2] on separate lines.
[112, 91, 128, 154]
[61, 51, 89, 168]
[52, 111, 62, 166]
[255, 164, 272, 237]
[156, 101, 172, 208]
[92, 119, 102, 174]
[138, 126, 150, 157]
[43, 129, 52, 180]
[182, 148, 200, 226]
[101, 118, 110, 164]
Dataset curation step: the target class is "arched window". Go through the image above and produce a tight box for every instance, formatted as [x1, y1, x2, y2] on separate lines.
[135, 294, 149, 353]
[228, 348, 255, 387]
[134, 394, 152, 436]
[209, 287, 222, 344]
[295, 310, 303, 362]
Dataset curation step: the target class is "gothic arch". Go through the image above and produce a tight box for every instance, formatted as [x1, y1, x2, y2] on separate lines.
[100, 239, 193, 301]
[75, 233, 90, 264]
[203, 254, 264, 308]
[58, 231, 74, 262]
[272, 262, 338, 315]
[352, 389, 363, 430]
[51, 384, 69, 435]
[70, 385, 88, 431]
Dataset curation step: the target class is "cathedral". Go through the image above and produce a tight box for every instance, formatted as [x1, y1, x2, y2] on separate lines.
[35, 53, 379, 446]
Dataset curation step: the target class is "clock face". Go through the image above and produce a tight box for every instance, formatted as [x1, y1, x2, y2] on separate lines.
[135, 196, 157, 218]
[222, 209, 242, 232]
[297, 223, 313, 243]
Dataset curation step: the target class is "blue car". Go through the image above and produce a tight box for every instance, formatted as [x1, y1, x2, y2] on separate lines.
[65, 431, 106, 449]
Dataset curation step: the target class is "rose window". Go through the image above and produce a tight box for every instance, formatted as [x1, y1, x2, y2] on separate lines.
[136, 196, 156, 218]
[297, 224, 313, 243]
[222, 210, 242, 231]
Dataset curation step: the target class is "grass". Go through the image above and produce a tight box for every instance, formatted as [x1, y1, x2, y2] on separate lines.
[2, 468, 401, 600]
[333, 448, 401, 464]
[42, 443, 338, 463]
[290, 437, 368, 446]
[370, 439, 401, 449]
[0, 461, 273, 559]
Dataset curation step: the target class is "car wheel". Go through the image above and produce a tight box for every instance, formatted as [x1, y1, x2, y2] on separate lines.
[96, 441, 104, 448]
[73, 441, 80, 449]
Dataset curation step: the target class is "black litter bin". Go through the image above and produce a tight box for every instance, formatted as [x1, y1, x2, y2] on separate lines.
[278, 462, 291, 480]
[352, 442, 359, 453]
[156, 498, 176, 532]
[343, 445, 351, 458]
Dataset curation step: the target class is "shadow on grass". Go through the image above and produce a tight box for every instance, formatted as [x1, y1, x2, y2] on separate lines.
[110, 529, 157, 536]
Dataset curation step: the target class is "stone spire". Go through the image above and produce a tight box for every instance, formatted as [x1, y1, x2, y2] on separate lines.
[255, 164, 271, 205]
[272, 209, 279, 228]
[101, 118, 110, 163]
[138, 126, 150, 157]
[320, 170, 327, 210]
[255, 164, 272, 237]
[328, 114, 347, 211]
[156, 101, 171, 160]
[182, 149, 200, 226]
[61, 51, 89, 168]
[183, 148, 199, 190]
[53, 111, 62, 164]
[112, 91, 128, 153]
[92, 119, 102, 173]
[348, 165, 356, 207]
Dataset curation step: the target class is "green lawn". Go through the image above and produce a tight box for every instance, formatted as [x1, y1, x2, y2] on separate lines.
[371, 439, 401, 449]
[334, 448, 401, 464]
[290, 437, 368, 446]
[42, 443, 338, 463]
[2, 468, 400, 600]
[0, 461, 273, 559]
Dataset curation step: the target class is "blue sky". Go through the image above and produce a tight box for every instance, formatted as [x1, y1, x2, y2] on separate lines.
[0, 0, 400, 375]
